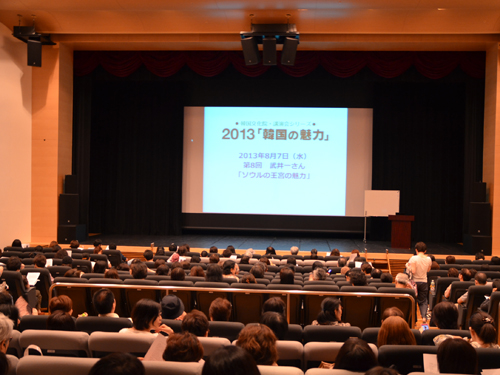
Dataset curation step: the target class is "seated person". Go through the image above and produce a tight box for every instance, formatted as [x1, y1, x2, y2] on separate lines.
[380, 307, 404, 323]
[222, 260, 239, 282]
[457, 272, 487, 305]
[308, 268, 327, 281]
[349, 269, 367, 286]
[93, 288, 119, 318]
[444, 268, 471, 299]
[327, 338, 377, 371]
[312, 297, 350, 326]
[181, 309, 209, 336]
[49, 295, 73, 315]
[161, 295, 186, 320]
[0, 314, 13, 354]
[395, 273, 412, 289]
[163, 332, 204, 362]
[437, 338, 478, 374]
[119, 299, 173, 336]
[209, 297, 232, 321]
[260, 311, 288, 340]
[89, 353, 145, 375]
[236, 324, 278, 366]
[280, 267, 295, 284]
[262, 297, 286, 316]
[47, 310, 76, 331]
[130, 262, 148, 280]
[202, 346, 260, 375]
[377, 316, 416, 347]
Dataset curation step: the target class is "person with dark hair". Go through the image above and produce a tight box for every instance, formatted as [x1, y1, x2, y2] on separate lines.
[222, 249, 232, 258]
[240, 256, 250, 265]
[163, 332, 204, 362]
[0, 304, 19, 330]
[431, 261, 441, 270]
[11, 239, 22, 248]
[265, 246, 276, 256]
[437, 338, 478, 374]
[156, 264, 170, 276]
[249, 264, 265, 279]
[313, 297, 350, 326]
[458, 272, 487, 306]
[191, 255, 201, 264]
[310, 248, 318, 259]
[280, 267, 295, 284]
[6, 256, 23, 271]
[93, 260, 108, 274]
[209, 254, 220, 264]
[236, 324, 278, 365]
[49, 295, 73, 314]
[260, 311, 288, 340]
[350, 269, 367, 286]
[119, 299, 173, 336]
[408, 241, 432, 323]
[377, 316, 416, 347]
[61, 256, 72, 268]
[202, 345, 260, 375]
[64, 269, 83, 278]
[432, 302, 459, 330]
[371, 268, 382, 279]
[89, 353, 145, 375]
[337, 257, 347, 267]
[467, 311, 499, 348]
[445, 255, 456, 265]
[130, 261, 148, 279]
[69, 240, 79, 249]
[181, 309, 209, 336]
[262, 297, 286, 316]
[311, 261, 324, 271]
[143, 249, 154, 261]
[93, 288, 118, 317]
[103, 268, 119, 279]
[91, 239, 102, 253]
[209, 246, 218, 254]
[330, 249, 340, 256]
[171, 267, 186, 281]
[225, 245, 235, 254]
[55, 249, 69, 259]
[200, 250, 208, 257]
[177, 246, 188, 257]
[47, 310, 76, 331]
[222, 260, 239, 281]
[380, 272, 393, 283]
[33, 254, 47, 268]
[333, 338, 378, 372]
[190, 265, 205, 277]
[470, 268, 478, 279]
[240, 274, 256, 284]
[209, 298, 232, 321]
[286, 257, 297, 266]
[491, 256, 500, 265]
[161, 295, 186, 320]
[447, 267, 459, 278]
[168, 243, 177, 253]
[206, 264, 223, 282]
[156, 246, 166, 256]
[259, 257, 270, 266]
[475, 252, 485, 261]
[444, 267, 471, 299]
[380, 307, 404, 323]
[0, 351, 9, 375]
[361, 262, 373, 276]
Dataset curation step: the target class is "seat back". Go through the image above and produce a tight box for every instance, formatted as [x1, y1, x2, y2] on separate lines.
[487, 291, 500, 330]
[339, 287, 377, 330]
[448, 281, 474, 303]
[47, 266, 71, 278]
[303, 325, 362, 343]
[87, 279, 126, 316]
[71, 260, 93, 274]
[258, 365, 304, 375]
[377, 345, 438, 375]
[88, 331, 156, 357]
[377, 287, 416, 326]
[102, 250, 123, 267]
[304, 341, 378, 370]
[2, 270, 29, 303]
[232, 289, 265, 324]
[16, 356, 99, 375]
[75, 316, 133, 333]
[122, 280, 160, 313]
[461, 285, 492, 329]
[194, 282, 230, 318]
[51, 279, 91, 317]
[208, 321, 244, 342]
[432, 277, 457, 307]
[476, 347, 500, 372]
[19, 315, 49, 331]
[266, 288, 302, 325]
[143, 361, 204, 375]
[21, 268, 52, 309]
[197, 336, 231, 357]
[276, 340, 303, 368]
[420, 329, 471, 345]
[19, 329, 90, 357]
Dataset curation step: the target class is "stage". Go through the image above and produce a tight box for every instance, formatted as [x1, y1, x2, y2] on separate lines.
[79, 233, 468, 257]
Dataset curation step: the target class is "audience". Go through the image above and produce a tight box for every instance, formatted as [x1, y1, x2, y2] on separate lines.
[312, 297, 349, 326]
[262, 297, 286, 316]
[202, 346, 260, 375]
[209, 298, 232, 321]
[89, 353, 145, 375]
[333, 338, 378, 372]
[280, 267, 295, 284]
[119, 299, 173, 336]
[181, 309, 209, 336]
[205, 264, 224, 282]
[93, 288, 119, 318]
[47, 310, 76, 331]
[260, 311, 288, 340]
[161, 295, 186, 320]
[377, 316, 416, 347]
[437, 338, 478, 374]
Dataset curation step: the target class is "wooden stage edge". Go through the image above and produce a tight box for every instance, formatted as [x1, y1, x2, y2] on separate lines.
[54, 244, 476, 262]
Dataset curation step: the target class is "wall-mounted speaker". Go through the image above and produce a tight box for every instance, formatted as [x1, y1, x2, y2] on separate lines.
[57, 225, 87, 244]
[469, 202, 492, 236]
[59, 194, 79, 225]
[281, 37, 299, 66]
[463, 234, 492, 256]
[27, 39, 42, 67]
[262, 37, 277, 66]
[241, 37, 260, 65]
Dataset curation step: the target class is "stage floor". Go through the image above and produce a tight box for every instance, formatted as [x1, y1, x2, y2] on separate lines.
[81, 233, 468, 256]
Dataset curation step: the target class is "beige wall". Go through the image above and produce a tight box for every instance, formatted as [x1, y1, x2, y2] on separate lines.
[31, 44, 74, 244]
[0, 23, 32, 247]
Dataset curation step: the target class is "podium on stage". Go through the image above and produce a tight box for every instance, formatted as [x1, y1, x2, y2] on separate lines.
[388, 215, 414, 249]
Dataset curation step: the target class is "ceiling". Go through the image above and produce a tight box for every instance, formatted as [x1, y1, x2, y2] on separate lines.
[1, 0, 500, 51]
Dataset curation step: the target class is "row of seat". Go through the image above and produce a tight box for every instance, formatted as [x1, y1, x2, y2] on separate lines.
[49, 280, 415, 327]
[5, 329, 500, 374]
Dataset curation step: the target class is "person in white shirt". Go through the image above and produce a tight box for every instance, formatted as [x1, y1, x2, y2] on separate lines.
[408, 242, 432, 323]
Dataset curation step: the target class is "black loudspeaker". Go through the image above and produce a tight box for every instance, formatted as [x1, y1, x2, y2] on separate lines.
[471, 182, 487, 202]
[262, 37, 277, 66]
[469, 202, 492, 236]
[58, 225, 87, 244]
[64, 175, 78, 194]
[281, 37, 299, 66]
[463, 234, 492, 256]
[241, 37, 260, 65]
[59, 194, 79, 225]
[27, 39, 42, 67]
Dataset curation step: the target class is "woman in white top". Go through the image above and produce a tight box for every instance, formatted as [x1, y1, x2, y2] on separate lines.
[119, 298, 173, 336]
[408, 242, 432, 323]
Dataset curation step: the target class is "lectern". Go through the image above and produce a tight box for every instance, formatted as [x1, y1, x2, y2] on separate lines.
[388, 215, 414, 249]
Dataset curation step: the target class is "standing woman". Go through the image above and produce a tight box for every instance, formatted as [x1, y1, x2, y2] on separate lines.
[407, 242, 432, 324]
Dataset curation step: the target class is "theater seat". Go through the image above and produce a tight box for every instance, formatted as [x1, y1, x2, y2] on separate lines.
[75, 316, 133, 334]
[258, 365, 304, 375]
[303, 341, 377, 369]
[19, 329, 91, 357]
[16, 356, 98, 375]
[303, 325, 362, 343]
[143, 361, 204, 375]
[378, 345, 438, 375]
[88, 331, 156, 357]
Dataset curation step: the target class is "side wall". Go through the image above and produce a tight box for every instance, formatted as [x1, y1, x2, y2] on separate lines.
[0, 23, 32, 247]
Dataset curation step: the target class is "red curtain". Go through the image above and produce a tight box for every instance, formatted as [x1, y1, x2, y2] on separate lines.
[74, 50, 485, 79]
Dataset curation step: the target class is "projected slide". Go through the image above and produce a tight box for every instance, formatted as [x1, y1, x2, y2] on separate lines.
[202, 107, 348, 216]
